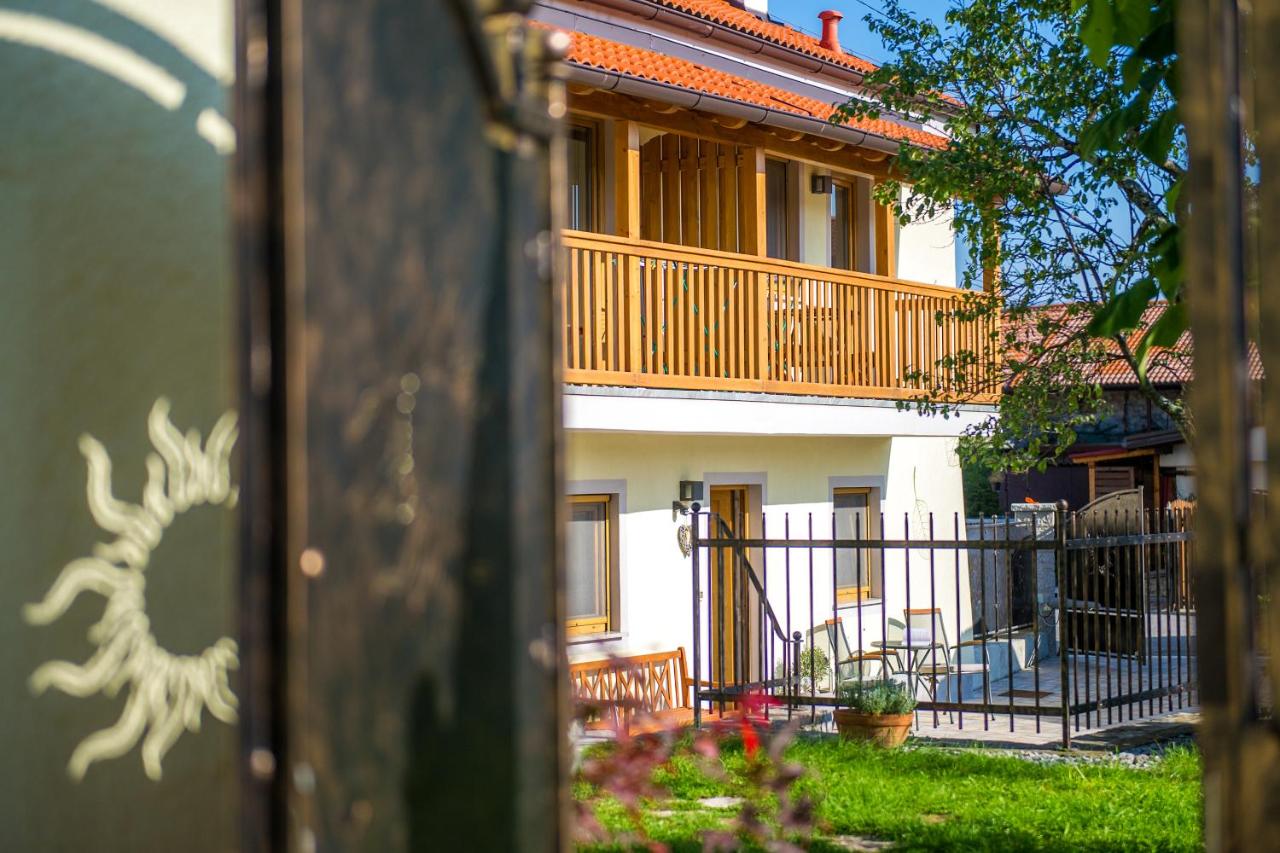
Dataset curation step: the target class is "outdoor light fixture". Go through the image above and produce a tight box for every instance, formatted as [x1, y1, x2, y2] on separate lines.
[810, 174, 833, 194]
[672, 479, 704, 520]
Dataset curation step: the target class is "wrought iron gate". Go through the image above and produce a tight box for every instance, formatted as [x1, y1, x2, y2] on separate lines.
[689, 502, 1195, 749]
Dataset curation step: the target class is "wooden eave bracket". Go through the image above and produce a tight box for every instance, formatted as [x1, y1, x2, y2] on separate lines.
[565, 89, 901, 178]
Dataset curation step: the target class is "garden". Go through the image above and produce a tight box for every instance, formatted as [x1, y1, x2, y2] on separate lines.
[575, 732, 1202, 851]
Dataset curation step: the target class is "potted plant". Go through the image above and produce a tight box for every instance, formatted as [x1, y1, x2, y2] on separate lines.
[833, 680, 917, 748]
[778, 644, 832, 693]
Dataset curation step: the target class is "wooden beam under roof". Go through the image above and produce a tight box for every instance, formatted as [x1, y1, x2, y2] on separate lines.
[568, 89, 900, 179]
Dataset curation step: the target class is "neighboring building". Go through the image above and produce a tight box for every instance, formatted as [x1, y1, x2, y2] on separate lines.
[997, 302, 1265, 513]
[529, 0, 1000, 660]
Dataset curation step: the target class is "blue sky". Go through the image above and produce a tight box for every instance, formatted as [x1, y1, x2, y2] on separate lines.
[767, 0, 947, 66]
[769, 1, 971, 278]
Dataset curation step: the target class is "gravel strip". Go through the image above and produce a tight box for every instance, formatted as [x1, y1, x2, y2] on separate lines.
[908, 734, 1196, 769]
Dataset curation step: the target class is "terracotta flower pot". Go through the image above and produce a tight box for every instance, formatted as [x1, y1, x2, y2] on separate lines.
[832, 709, 913, 748]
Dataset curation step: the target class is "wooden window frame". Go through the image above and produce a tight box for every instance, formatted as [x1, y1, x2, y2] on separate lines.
[566, 493, 614, 636]
[566, 117, 604, 233]
[833, 487, 874, 604]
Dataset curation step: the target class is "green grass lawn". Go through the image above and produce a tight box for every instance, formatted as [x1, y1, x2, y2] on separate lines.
[577, 736, 1203, 851]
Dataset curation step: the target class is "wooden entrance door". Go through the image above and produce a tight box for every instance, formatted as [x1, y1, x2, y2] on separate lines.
[709, 485, 751, 687]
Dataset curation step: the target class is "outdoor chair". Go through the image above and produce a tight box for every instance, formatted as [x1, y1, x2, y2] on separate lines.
[902, 608, 992, 708]
[808, 618, 900, 692]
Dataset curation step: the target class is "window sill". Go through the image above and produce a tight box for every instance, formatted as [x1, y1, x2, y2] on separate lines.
[567, 631, 624, 645]
[837, 598, 883, 609]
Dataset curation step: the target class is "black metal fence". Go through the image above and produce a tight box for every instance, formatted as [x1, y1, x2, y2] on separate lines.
[689, 502, 1196, 749]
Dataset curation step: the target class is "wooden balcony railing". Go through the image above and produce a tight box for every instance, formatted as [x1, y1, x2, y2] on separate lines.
[561, 230, 1000, 403]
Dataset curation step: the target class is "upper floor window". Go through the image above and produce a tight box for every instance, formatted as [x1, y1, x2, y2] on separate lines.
[830, 179, 855, 270]
[567, 122, 598, 232]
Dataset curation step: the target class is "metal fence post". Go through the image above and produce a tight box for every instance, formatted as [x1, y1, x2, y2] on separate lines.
[691, 504, 701, 728]
[792, 631, 803, 710]
[1055, 500, 1071, 750]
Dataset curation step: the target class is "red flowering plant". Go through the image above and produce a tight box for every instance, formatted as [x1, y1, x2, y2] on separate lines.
[699, 693, 814, 852]
[572, 688, 815, 852]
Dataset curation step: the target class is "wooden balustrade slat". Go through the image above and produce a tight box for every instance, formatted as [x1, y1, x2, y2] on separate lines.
[672, 260, 681, 376]
[693, 263, 704, 377]
[627, 255, 640, 371]
[837, 281, 847, 386]
[592, 249, 604, 370]
[715, 265, 725, 379]
[681, 260, 692, 376]
[646, 256, 657, 375]
[708, 264, 715, 378]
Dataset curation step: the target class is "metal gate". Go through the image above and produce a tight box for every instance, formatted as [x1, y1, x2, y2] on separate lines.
[689, 502, 1195, 749]
[1063, 489, 1149, 660]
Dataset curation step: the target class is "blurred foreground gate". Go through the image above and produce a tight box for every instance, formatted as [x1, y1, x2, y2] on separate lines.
[242, 0, 569, 849]
[2, 0, 567, 849]
[1180, 1, 1280, 850]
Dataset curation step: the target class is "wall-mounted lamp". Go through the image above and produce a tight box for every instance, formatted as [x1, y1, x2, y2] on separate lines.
[672, 479, 704, 520]
[810, 174, 833, 195]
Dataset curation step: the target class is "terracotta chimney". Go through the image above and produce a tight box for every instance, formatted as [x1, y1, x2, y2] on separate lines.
[818, 10, 843, 51]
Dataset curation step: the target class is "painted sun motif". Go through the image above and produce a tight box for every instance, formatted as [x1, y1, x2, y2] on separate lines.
[24, 397, 240, 782]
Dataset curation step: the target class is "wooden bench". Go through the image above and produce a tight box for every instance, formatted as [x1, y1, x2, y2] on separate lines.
[569, 647, 727, 735]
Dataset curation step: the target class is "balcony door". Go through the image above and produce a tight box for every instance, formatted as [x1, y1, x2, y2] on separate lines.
[566, 121, 599, 232]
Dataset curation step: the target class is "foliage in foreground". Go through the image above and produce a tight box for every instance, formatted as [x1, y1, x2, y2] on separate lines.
[577, 736, 1202, 852]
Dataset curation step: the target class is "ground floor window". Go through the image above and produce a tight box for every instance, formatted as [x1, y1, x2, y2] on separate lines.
[566, 494, 614, 636]
[833, 487, 876, 602]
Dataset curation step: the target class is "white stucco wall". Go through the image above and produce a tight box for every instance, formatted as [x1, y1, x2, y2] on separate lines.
[564, 388, 992, 438]
[798, 162, 828, 266]
[895, 187, 958, 287]
[1161, 427, 1269, 497]
[564, 431, 975, 685]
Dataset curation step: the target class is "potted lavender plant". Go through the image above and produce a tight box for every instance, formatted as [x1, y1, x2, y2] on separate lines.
[832, 680, 916, 748]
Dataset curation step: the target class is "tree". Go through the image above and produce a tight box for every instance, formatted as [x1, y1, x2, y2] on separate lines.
[834, 0, 1184, 474]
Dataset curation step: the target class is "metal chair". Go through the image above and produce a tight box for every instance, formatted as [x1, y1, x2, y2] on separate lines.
[903, 608, 992, 706]
[809, 618, 899, 692]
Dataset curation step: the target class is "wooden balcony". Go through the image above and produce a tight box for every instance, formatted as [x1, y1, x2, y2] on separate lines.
[561, 230, 1000, 403]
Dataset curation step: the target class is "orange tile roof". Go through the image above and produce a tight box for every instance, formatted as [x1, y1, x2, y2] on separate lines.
[655, 0, 879, 76]
[557, 27, 948, 149]
[1007, 302, 1263, 386]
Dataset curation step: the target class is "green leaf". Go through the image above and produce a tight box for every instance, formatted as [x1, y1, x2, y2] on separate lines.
[1081, 0, 1116, 68]
[1088, 277, 1158, 337]
[1150, 224, 1182, 299]
[1135, 18, 1177, 61]
[1078, 99, 1141, 158]
[1121, 51, 1145, 93]
[1113, 0, 1153, 47]
[1135, 302, 1188, 379]
[1138, 108, 1178, 167]
[1146, 301, 1187, 347]
[1164, 176, 1182, 216]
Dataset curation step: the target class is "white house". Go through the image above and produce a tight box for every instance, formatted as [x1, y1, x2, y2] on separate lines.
[532, 0, 998, 685]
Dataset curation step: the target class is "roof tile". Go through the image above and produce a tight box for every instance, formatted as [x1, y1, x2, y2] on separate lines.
[1008, 302, 1263, 386]
[557, 27, 948, 149]
[655, 0, 879, 76]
